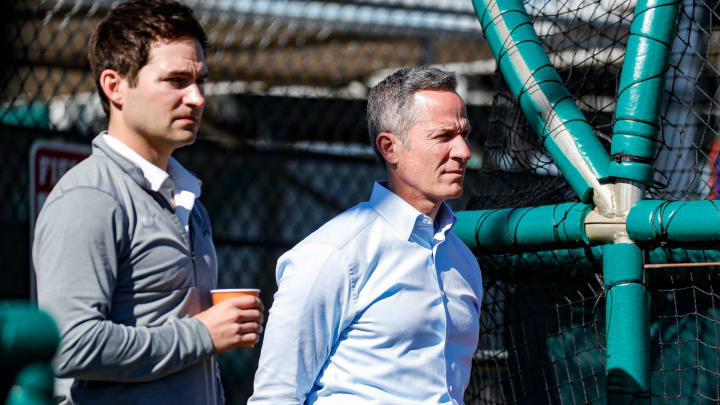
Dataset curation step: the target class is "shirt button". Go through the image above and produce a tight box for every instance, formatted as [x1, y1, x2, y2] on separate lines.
[451, 362, 455, 371]
[449, 385, 454, 393]
[440, 291, 446, 299]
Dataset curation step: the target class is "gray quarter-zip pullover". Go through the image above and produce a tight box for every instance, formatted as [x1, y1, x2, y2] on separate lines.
[33, 134, 222, 404]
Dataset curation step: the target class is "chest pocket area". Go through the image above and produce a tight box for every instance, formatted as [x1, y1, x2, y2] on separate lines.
[117, 209, 195, 293]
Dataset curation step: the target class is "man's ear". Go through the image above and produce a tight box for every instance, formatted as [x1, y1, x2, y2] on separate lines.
[99, 69, 126, 109]
[376, 132, 399, 165]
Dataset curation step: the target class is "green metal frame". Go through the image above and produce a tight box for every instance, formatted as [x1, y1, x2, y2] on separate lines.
[1, 302, 59, 405]
[467, 0, 687, 403]
[454, 203, 592, 252]
[471, 0, 613, 209]
[609, 0, 683, 185]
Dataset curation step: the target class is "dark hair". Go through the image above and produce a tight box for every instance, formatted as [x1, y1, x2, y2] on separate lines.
[88, 0, 208, 115]
[366, 66, 458, 166]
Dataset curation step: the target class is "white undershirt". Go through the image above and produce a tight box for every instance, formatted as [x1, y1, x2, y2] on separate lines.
[103, 134, 201, 237]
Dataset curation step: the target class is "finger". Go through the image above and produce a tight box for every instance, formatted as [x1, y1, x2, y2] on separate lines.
[236, 333, 260, 347]
[237, 322, 263, 335]
[228, 296, 263, 310]
[234, 309, 264, 323]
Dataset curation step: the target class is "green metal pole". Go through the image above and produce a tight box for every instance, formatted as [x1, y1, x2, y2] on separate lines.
[608, 0, 682, 185]
[470, 0, 613, 208]
[627, 200, 720, 243]
[454, 203, 592, 252]
[604, 243, 649, 404]
[603, 1, 680, 401]
[4, 363, 55, 405]
[1, 301, 59, 405]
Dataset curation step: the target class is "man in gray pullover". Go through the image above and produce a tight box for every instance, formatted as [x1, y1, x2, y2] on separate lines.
[32, 1, 264, 403]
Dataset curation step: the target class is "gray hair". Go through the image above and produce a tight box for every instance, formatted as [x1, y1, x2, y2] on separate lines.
[367, 66, 457, 166]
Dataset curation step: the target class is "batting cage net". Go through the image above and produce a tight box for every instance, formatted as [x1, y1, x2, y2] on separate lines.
[3, 0, 720, 403]
[465, 0, 720, 403]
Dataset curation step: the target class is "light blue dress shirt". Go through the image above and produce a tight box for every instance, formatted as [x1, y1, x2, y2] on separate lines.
[249, 181, 483, 405]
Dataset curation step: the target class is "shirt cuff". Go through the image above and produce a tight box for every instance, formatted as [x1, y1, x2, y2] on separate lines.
[187, 316, 216, 357]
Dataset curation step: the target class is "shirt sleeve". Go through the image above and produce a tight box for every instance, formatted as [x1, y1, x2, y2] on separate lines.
[33, 187, 215, 382]
[248, 242, 356, 404]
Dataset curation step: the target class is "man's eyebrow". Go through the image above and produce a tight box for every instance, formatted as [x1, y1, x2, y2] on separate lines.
[165, 69, 210, 79]
[429, 124, 471, 134]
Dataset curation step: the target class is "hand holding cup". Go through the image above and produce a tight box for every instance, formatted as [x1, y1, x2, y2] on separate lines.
[194, 289, 264, 354]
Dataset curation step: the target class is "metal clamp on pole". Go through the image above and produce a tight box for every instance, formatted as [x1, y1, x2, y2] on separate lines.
[584, 209, 628, 244]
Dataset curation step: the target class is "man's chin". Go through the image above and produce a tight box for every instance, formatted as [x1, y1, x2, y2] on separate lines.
[176, 128, 198, 142]
[439, 185, 464, 202]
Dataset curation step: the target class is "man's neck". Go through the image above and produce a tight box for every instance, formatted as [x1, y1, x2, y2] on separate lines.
[386, 179, 441, 220]
[107, 120, 171, 170]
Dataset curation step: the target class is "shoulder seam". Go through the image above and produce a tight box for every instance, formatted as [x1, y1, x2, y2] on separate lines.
[333, 213, 380, 250]
[42, 186, 126, 217]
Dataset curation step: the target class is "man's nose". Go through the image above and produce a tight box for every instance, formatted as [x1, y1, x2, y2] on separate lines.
[184, 83, 205, 109]
[451, 136, 471, 162]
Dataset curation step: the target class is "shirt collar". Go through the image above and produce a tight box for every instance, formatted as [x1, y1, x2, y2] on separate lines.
[369, 180, 456, 241]
[102, 133, 201, 197]
[435, 200, 457, 235]
[167, 156, 202, 198]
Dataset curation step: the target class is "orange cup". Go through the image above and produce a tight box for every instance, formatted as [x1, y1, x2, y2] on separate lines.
[210, 288, 261, 348]
[210, 288, 260, 305]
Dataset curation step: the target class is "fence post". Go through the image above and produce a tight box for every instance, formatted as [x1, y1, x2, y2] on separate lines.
[604, 243, 649, 403]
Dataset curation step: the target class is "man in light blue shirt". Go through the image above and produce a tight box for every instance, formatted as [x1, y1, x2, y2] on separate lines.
[249, 66, 483, 404]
